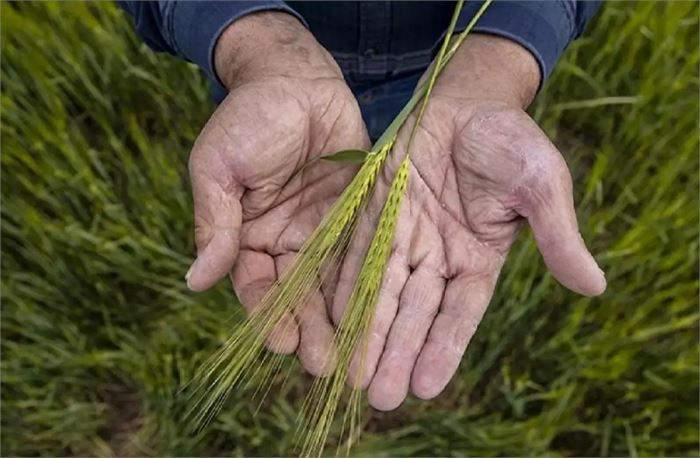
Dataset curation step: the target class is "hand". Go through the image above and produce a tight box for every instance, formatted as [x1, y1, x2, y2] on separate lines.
[185, 12, 369, 376]
[333, 35, 606, 410]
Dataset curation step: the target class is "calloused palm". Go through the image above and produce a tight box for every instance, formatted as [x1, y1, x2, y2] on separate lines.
[186, 74, 369, 376]
[333, 95, 606, 410]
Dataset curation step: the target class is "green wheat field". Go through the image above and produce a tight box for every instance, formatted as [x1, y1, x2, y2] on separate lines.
[2, 2, 698, 456]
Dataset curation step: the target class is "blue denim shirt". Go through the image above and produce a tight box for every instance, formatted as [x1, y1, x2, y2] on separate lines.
[120, 1, 600, 105]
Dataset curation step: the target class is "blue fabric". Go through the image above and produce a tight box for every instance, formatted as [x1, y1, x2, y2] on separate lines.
[349, 71, 422, 142]
[460, 1, 567, 83]
[119, 0, 306, 93]
[120, 0, 601, 98]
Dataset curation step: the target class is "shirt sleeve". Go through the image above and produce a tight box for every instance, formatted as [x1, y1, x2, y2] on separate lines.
[118, 1, 306, 92]
[457, 0, 601, 84]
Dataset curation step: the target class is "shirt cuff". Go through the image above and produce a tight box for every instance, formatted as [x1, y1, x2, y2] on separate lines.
[457, 0, 575, 88]
[165, 1, 307, 93]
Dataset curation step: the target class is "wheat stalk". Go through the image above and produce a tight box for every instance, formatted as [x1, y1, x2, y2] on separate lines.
[184, 1, 492, 455]
[296, 2, 495, 455]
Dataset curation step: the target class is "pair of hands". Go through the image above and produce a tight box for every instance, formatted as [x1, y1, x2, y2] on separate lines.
[185, 12, 606, 411]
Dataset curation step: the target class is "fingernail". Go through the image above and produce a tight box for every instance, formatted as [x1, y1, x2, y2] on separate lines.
[185, 261, 196, 289]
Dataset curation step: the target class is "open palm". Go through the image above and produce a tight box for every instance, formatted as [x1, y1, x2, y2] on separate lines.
[334, 95, 606, 410]
[186, 74, 368, 376]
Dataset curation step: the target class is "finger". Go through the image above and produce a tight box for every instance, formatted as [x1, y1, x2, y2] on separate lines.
[297, 289, 337, 377]
[411, 272, 497, 400]
[331, 208, 379, 326]
[520, 154, 606, 296]
[367, 267, 445, 411]
[346, 252, 410, 389]
[186, 149, 244, 292]
[276, 253, 337, 377]
[231, 250, 299, 354]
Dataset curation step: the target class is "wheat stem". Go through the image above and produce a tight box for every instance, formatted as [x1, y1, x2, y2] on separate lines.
[372, 0, 493, 151]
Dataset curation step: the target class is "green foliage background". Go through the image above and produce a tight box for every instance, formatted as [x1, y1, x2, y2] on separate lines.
[2, 2, 698, 456]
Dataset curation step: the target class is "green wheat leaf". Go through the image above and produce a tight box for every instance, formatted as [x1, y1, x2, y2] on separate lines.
[323, 149, 371, 164]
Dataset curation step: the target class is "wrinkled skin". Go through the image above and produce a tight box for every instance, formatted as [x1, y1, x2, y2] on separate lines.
[185, 12, 369, 376]
[333, 97, 606, 411]
[332, 35, 606, 410]
[185, 14, 606, 409]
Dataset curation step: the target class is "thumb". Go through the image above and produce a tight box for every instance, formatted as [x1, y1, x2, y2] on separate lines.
[185, 151, 243, 292]
[519, 153, 606, 297]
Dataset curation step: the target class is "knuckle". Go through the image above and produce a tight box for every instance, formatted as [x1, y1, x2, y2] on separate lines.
[399, 298, 439, 319]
